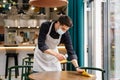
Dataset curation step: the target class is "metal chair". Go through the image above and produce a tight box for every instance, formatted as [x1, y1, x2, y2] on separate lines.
[5, 53, 19, 78]
[80, 67, 105, 80]
[21, 57, 33, 80]
[22, 57, 33, 66]
[8, 65, 33, 80]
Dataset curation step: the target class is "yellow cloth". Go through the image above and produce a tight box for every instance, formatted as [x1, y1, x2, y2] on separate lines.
[81, 71, 91, 77]
[60, 60, 68, 64]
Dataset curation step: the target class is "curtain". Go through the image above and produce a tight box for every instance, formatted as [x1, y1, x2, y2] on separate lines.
[68, 0, 84, 67]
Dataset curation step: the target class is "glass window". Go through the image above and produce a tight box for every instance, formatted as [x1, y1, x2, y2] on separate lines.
[109, 0, 120, 79]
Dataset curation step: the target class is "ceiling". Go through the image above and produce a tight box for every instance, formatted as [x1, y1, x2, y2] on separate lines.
[0, 0, 67, 19]
[0, 0, 67, 27]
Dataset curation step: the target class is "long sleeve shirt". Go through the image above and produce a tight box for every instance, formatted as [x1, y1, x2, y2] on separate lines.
[38, 21, 77, 60]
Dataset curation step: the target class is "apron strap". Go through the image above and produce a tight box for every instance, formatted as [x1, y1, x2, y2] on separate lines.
[47, 21, 62, 42]
[47, 22, 54, 35]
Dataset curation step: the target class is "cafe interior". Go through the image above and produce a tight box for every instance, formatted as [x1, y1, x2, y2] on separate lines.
[0, 0, 120, 80]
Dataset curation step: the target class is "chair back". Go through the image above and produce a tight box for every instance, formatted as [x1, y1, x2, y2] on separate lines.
[80, 67, 105, 80]
[21, 57, 33, 80]
[8, 65, 33, 80]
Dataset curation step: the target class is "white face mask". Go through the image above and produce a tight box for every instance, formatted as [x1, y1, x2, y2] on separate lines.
[56, 28, 65, 35]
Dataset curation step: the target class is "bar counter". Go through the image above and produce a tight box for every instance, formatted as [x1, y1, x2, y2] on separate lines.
[0, 44, 66, 50]
[0, 44, 66, 76]
[0, 44, 35, 76]
[0, 44, 35, 49]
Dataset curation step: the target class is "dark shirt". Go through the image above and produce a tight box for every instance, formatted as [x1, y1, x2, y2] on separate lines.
[38, 21, 77, 60]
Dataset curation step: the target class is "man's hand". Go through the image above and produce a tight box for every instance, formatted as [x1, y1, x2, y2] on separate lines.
[55, 53, 66, 61]
[44, 49, 66, 61]
[76, 67, 85, 73]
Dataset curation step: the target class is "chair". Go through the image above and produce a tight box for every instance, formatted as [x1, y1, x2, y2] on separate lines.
[4, 45, 19, 78]
[22, 57, 33, 66]
[27, 53, 34, 58]
[80, 67, 105, 80]
[8, 65, 33, 80]
[5, 53, 19, 78]
[21, 57, 33, 80]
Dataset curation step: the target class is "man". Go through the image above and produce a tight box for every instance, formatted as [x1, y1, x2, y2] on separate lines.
[33, 15, 84, 73]
[15, 31, 24, 44]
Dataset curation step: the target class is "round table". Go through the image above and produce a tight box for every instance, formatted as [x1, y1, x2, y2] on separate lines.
[29, 71, 96, 80]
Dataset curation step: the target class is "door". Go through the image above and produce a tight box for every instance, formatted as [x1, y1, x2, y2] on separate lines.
[84, 0, 104, 80]
[108, 0, 120, 79]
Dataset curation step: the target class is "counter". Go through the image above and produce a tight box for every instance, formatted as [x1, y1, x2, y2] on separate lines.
[0, 44, 66, 76]
[0, 44, 35, 49]
[0, 44, 35, 76]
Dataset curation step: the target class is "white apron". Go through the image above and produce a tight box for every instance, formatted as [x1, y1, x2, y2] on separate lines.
[33, 22, 62, 72]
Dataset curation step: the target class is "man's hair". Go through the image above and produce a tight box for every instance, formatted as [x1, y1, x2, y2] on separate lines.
[58, 15, 73, 27]
[20, 31, 24, 34]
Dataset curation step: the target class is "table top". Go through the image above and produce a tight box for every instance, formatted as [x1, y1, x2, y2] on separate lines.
[29, 71, 96, 80]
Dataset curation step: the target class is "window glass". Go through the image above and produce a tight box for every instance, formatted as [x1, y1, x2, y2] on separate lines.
[109, 0, 120, 79]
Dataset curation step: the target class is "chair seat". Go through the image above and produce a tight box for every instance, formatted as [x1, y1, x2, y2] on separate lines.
[27, 53, 34, 58]
[6, 53, 18, 56]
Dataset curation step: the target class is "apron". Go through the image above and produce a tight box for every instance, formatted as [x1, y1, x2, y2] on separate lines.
[33, 22, 62, 72]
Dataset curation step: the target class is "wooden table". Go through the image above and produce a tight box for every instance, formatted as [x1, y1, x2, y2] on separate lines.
[29, 71, 96, 80]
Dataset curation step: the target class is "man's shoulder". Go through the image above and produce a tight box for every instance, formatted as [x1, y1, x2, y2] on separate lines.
[41, 21, 52, 30]
[42, 21, 51, 26]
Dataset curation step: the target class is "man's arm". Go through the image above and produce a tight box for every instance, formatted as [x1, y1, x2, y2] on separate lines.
[38, 22, 50, 51]
[71, 59, 84, 73]
[61, 32, 84, 72]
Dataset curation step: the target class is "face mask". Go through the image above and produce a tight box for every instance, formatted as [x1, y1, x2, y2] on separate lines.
[56, 28, 65, 35]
